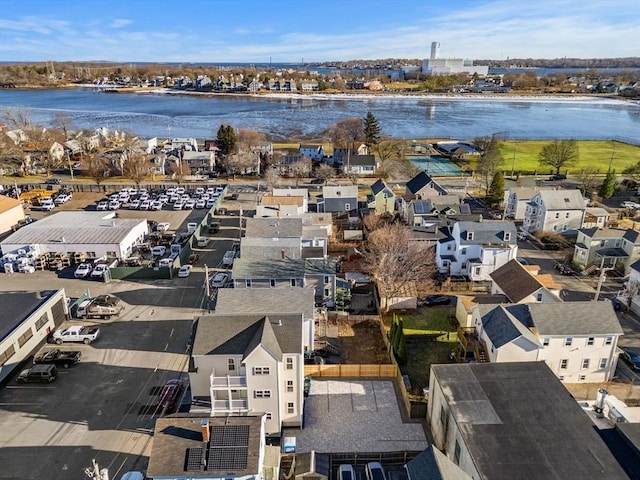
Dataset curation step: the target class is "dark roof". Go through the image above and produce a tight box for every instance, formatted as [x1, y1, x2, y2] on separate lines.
[630, 259, 640, 273]
[147, 415, 263, 478]
[192, 314, 303, 359]
[245, 217, 302, 238]
[405, 444, 471, 480]
[215, 288, 315, 319]
[371, 179, 393, 196]
[480, 305, 540, 348]
[623, 229, 640, 243]
[406, 171, 447, 195]
[0, 291, 57, 342]
[489, 259, 544, 302]
[411, 200, 435, 215]
[431, 362, 629, 480]
[348, 154, 376, 166]
[596, 247, 628, 257]
[457, 221, 518, 245]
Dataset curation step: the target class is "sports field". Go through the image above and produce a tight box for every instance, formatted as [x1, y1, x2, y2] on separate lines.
[408, 155, 463, 176]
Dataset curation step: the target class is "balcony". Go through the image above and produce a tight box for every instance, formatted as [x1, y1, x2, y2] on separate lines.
[212, 398, 249, 412]
[210, 370, 247, 390]
[455, 327, 489, 363]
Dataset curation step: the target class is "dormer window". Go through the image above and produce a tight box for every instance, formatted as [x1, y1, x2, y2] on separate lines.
[467, 232, 474, 241]
[504, 232, 511, 241]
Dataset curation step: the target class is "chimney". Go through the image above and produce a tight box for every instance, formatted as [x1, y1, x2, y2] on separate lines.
[200, 419, 210, 442]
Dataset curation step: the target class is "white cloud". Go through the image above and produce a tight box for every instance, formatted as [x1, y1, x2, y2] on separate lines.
[109, 18, 133, 29]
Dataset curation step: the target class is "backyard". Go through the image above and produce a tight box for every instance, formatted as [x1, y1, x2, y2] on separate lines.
[384, 304, 458, 395]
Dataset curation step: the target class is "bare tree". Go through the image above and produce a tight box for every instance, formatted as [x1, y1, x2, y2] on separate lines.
[538, 139, 579, 175]
[2, 107, 33, 129]
[122, 151, 150, 186]
[168, 161, 187, 185]
[315, 163, 336, 184]
[51, 113, 75, 141]
[290, 157, 312, 186]
[362, 222, 436, 312]
[362, 211, 384, 233]
[620, 279, 640, 309]
[576, 167, 601, 195]
[85, 154, 112, 185]
[237, 128, 266, 152]
[263, 166, 281, 190]
[330, 118, 365, 172]
[474, 136, 504, 194]
[225, 153, 257, 176]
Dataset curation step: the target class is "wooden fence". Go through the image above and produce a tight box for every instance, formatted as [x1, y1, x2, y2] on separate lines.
[304, 364, 397, 377]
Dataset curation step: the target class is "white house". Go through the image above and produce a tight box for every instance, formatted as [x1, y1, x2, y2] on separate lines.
[298, 144, 324, 161]
[343, 155, 377, 175]
[523, 190, 586, 234]
[471, 301, 623, 382]
[428, 362, 628, 480]
[436, 221, 518, 281]
[503, 187, 538, 220]
[489, 259, 562, 303]
[189, 314, 304, 437]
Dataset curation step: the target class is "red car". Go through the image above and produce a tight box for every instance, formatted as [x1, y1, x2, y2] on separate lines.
[159, 379, 184, 413]
[186, 253, 200, 265]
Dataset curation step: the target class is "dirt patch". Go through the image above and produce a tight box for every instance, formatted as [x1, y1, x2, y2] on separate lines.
[337, 319, 390, 364]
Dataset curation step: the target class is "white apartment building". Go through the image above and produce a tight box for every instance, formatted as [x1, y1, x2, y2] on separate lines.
[502, 187, 538, 220]
[189, 314, 304, 437]
[436, 221, 518, 281]
[523, 190, 586, 234]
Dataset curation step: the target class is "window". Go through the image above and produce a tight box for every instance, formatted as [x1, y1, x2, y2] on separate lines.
[552, 225, 558, 232]
[579, 375, 586, 381]
[504, 232, 511, 241]
[245, 279, 252, 287]
[324, 275, 330, 284]
[35, 313, 49, 331]
[454, 440, 461, 465]
[270, 279, 276, 288]
[467, 232, 474, 241]
[440, 406, 446, 425]
[559, 376, 564, 381]
[344, 203, 350, 211]
[599, 358, 607, 369]
[587, 337, 594, 346]
[461, 248, 467, 255]
[254, 367, 270, 375]
[266, 413, 272, 420]
[287, 402, 295, 414]
[536, 293, 543, 302]
[254, 390, 271, 398]
[555, 212, 560, 219]
[0, 345, 16, 366]
[582, 358, 590, 369]
[324, 288, 330, 297]
[17, 327, 33, 348]
[605, 336, 613, 345]
[600, 240, 606, 247]
[560, 359, 568, 369]
[286, 380, 294, 392]
[565, 212, 570, 218]
[562, 224, 568, 232]
[474, 267, 481, 276]
[564, 337, 573, 346]
[290, 279, 296, 287]
[542, 337, 550, 346]
[286, 357, 294, 370]
[228, 358, 236, 371]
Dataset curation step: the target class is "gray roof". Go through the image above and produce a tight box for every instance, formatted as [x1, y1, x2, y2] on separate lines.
[192, 314, 303, 359]
[147, 415, 263, 478]
[232, 257, 336, 279]
[405, 444, 472, 480]
[456, 221, 517, 245]
[578, 227, 627, 239]
[245, 217, 302, 238]
[322, 185, 358, 199]
[1, 211, 147, 247]
[526, 302, 624, 335]
[348, 154, 376, 166]
[0, 290, 57, 342]
[534, 189, 585, 210]
[506, 187, 538, 200]
[215, 288, 315, 319]
[406, 171, 447, 195]
[431, 362, 628, 480]
[480, 305, 540, 348]
[489, 259, 545, 302]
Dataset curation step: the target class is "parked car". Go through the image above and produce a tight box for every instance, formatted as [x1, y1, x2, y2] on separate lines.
[208, 221, 220, 233]
[338, 465, 356, 480]
[159, 257, 173, 267]
[211, 272, 229, 288]
[91, 264, 108, 279]
[620, 347, 640, 371]
[553, 261, 574, 275]
[33, 347, 81, 368]
[108, 200, 121, 210]
[549, 174, 567, 181]
[187, 222, 198, 234]
[365, 463, 387, 480]
[206, 198, 217, 208]
[54, 193, 72, 205]
[96, 201, 109, 211]
[152, 246, 167, 257]
[17, 364, 57, 384]
[173, 201, 184, 210]
[197, 237, 210, 247]
[620, 201, 640, 209]
[158, 378, 184, 413]
[74, 263, 92, 278]
[516, 257, 529, 265]
[178, 265, 192, 277]
[186, 253, 200, 265]
[40, 199, 55, 211]
[184, 199, 196, 209]
[44, 178, 61, 185]
[150, 200, 163, 211]
[424, 295, 451, 306]
[195, 199, 207, 209]
[157, 222, 171, 232]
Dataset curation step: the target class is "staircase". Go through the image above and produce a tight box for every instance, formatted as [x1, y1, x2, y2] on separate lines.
[582, 264, 598, 276]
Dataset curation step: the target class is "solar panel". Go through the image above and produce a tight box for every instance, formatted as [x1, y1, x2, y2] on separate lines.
[208, 446, 248, 470]
[210, 424, 250, 447]
[185, 447, 203, 471]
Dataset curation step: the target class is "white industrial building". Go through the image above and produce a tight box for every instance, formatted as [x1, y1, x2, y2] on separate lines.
[0, 211, 148, 261]
[0, 289, 68, 383]
[0, 195, 26, 236]
[422, 41, 489, 76]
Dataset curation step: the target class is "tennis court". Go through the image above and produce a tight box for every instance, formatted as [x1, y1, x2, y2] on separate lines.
[408, 155, 463, 176]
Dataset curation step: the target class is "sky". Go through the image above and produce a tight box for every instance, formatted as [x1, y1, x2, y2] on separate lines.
[0, 0, 638, 63]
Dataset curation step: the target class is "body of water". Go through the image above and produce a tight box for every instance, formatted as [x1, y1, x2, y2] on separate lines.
[0, 88, 638, 142]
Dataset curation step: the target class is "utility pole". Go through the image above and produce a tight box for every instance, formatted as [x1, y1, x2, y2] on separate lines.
[204, 264, 210, 298]
[594, 257, 615, 302]
[511, 141, 518, 179]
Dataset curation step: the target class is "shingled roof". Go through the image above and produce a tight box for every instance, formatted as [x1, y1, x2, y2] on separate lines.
[490, 259, 546, 302]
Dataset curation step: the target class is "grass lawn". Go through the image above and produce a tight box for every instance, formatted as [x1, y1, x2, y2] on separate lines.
[495, 140, 640, 175]
[389, 306, 459, 393]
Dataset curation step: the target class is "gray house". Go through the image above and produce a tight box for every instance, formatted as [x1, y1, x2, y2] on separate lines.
[320, 185, 359, 213]
[241, 217, 303, 260]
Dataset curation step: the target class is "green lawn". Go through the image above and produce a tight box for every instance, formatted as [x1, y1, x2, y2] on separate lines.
[495, 140, 640, 175]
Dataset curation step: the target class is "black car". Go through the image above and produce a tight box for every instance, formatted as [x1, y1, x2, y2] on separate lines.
[549, 174, 567, 181]
[44, 178, 61, 185]
[424, 295, 451, 306]
[620, 348, 640, 371]
[310, 178, 324, 184]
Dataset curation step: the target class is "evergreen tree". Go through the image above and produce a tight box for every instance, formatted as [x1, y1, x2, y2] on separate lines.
[363, 111, 381, 148]
[599, 169, 616, 199]
[396, 329, 407, 365]
[389, 315, 397, 343]
[486, 171, 505, 207]
[216, 124, 237, 156]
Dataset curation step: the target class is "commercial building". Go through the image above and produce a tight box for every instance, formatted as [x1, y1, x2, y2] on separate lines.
[0, 211, 148, 261]
[421, 41, 488, 76]
[0, 195, 25, 236]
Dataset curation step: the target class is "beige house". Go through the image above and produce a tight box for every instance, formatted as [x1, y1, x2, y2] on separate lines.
[573, 228, 640, 274]
[189, 314, 304, 437]
[489, 259, 562, 303]
[0, 195, 25, 236]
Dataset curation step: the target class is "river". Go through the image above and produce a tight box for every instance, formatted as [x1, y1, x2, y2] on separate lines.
[0, 88, 638, 142]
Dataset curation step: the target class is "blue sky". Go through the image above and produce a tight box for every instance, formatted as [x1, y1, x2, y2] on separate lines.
[1, 0, 637, 62]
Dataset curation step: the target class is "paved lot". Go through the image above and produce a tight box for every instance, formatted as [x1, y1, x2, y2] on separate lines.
[285, 379, 427, 453]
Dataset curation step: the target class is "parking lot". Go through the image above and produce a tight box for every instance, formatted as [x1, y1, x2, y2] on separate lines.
[285, 379, 428, 453]
[0, 187, 259, 479]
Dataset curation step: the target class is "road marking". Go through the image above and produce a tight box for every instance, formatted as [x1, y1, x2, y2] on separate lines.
[0, 402, 42, 405]
[164, 342, 169, 351]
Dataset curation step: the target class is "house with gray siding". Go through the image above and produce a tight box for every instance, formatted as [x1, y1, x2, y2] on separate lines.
[320, 185, 358, 213]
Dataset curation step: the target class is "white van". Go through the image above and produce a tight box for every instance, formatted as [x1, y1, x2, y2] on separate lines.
[222, 250, 236, 267]
[152, 246, 166, 257]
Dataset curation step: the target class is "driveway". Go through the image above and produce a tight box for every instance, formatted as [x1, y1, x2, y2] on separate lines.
[285, 379, 427, 453]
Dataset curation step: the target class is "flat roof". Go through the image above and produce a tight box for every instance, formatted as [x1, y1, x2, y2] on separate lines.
[0, 194, 22, 214]
[0, 290, 57, 342]
[431, 362, 628, 480]
[1, 211, 147, 247]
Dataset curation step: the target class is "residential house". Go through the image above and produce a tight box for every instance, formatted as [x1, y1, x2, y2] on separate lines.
[523, 190, 586, 234]
[181, 150, 215, 174]
[573, 228, 640, 274]
[343, 155, 377, 176]
[147, 415, 280, 480]
[257, 194, 307, 218]
[299, 144, 325, 161]
[367, 179, 395, 215]
[489, 259, 562, 303]
[189, 313, 304, 436]
[231, 257, 338, 307]
[241, 217, 304, 260]
[428, 362, 628, 480]
[405, 171, 448, 199]
[332, 145, 368, 165]
[319, 185, 358, 213]
[406, 196, 468, 226]
[436, 221, 518, 281]
[215, 287, 316, 354]
[454, 293, 510, 329]
[169, 137, 198, 152]
[251, 141, 273, 158]
[622, 259, 640, 315]
[582, 206, 610, 229]
[300, 80, 319, 92]
[470, 302, 623, 382]
[503, 187, 538, 220]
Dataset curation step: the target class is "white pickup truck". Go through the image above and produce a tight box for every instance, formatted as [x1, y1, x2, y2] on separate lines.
[52, 325, 100, 345]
